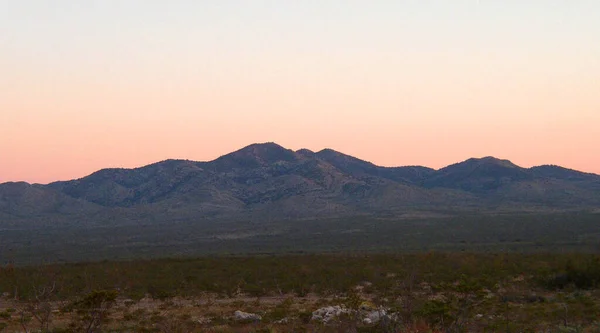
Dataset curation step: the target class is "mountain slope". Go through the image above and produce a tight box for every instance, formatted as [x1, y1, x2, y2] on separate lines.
[315, 148, 435, 185]
[530, 165, 600, 191]
[0, 181, 98, 217]
[49, 160, 208, 207]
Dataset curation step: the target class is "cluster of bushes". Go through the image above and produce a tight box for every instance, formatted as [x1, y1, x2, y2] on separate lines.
[542, 257, 600, 290]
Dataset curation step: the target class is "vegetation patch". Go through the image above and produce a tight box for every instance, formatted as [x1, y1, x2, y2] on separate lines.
[1, 253, 600, 331]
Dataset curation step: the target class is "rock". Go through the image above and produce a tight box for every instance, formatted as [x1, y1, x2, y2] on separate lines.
[363, 309, 387, 324]
[313, 305, 399, 326]
[234, 310, 261, 322]
[362, 307, 400, 325]
[311, 305, 351, 323]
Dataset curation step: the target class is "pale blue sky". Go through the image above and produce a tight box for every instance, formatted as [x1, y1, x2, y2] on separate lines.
[3, 1, 599, 62]
[1, 1, 600, 182]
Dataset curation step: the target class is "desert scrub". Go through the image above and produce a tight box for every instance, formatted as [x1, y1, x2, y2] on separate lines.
[541, 257, 600, 290]
[264, 297, 294, 322]
[64, 289, 118, 332]
[2, 254, 600, 331]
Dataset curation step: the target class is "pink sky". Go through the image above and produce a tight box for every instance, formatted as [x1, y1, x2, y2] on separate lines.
[1, 2, 599, 184]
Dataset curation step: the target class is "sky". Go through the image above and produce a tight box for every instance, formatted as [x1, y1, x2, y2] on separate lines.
[1, 1, 599, 184]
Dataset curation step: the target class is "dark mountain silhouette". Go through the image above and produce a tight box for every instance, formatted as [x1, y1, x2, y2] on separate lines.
[2, 142, 600, 225]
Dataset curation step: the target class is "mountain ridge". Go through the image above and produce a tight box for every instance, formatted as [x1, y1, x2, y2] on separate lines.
[6, 142, 598, 185]
[2, 142, 600, 225]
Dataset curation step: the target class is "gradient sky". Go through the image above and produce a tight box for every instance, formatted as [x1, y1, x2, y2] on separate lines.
[1, 1, 599, 184]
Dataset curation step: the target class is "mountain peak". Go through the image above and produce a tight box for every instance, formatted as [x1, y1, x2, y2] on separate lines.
[242, 142, 284, 150]
[212, 142, 298, 170]
[425, 156, 531, 192]
[439, 156, 525, 175]
[234, 142, 295, 159]
[468, 156, 519, 168]
[316, 148, 343, 156]
[296, 148, 315, 157]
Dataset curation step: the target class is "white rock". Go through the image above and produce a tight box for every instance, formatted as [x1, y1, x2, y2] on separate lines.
[311, 305, 351, 323]
[364, 309, 387, 324]
[234, 310, 261, 321]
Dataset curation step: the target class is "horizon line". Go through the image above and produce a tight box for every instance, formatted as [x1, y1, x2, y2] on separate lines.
[2, 141, 598, 185]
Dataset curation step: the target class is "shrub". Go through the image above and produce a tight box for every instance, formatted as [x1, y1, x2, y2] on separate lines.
[543, 258, 600, 290]
[65, 289, 118, 333]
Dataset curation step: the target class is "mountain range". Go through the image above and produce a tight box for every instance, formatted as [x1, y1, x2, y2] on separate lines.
[2, 142, 600, 226]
